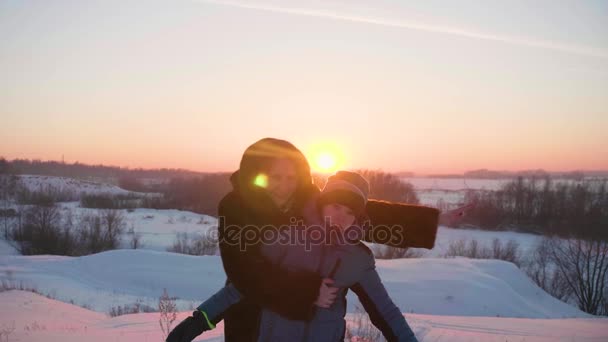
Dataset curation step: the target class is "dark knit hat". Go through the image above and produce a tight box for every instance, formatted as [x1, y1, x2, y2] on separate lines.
[318, 171, 370, 216]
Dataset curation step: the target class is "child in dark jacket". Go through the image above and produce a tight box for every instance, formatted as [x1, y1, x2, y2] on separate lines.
[167, 171, 418, 342]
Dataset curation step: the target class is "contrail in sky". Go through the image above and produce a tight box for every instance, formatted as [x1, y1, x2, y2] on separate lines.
[198, 0, 608, 59]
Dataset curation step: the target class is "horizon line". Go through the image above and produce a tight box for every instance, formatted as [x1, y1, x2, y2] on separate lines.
[2, 156, 607, 177]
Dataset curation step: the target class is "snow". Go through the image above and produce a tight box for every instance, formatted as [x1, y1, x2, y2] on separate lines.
[1, 226, 607, 341]
[2, 289, 607, 342]
[2, 175, 608, 341]
[0, 249, 597, 321]
[18, 174, 140, 197]
[0, 289, 224, 342]
[415, 226, 543, 258]
[0, 239, 18, 256]
[416, 189, 466, 207]
[402, 314, 608, 342]
[56, 202, 218, 252]
[1, 250, 223, 313]
[403, 178, 508, 191]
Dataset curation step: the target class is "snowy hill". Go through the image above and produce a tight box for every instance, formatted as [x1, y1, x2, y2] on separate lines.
[2, 175, 607, 341]
[0, 290, 222, 342]
[1, 249, 593, 319]
[2, 247, 607, 342]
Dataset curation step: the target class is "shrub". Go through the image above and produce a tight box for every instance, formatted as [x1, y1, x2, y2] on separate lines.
[167, 232, 217, 256]
[80, 193, 140, 209]
[76, 209, 125, 254]
[345, 305, 385, 342]
[9, 207, 125, 256]
[159, 288, 177, 339]
[522, 238, 570, 301]
[10, 204, 68, 255]
[372, 245, 424, 259]
[109, 299, 156, 317]
[443, 238, 522, 267]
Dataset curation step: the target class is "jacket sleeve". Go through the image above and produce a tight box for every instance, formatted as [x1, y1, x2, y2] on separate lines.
[197, 283, 243, 325]
[365, 199, 440, 249]
[351, 261, 418, 342]
[217, 192, 322, 321]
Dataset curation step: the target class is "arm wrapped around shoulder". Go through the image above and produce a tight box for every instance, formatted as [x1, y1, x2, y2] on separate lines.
[218, 192, 322, 321]
[364, 200, 439, 249]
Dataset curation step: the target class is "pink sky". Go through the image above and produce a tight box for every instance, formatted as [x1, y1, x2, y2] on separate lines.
[1, 0, 607, 174]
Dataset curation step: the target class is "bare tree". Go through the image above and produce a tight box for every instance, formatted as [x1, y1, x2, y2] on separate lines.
[355, 169, 419, 204]
[601, 286, 608, 316]
[523, 238, 571, 301]
[461, 177, 608, 239]
[11, 204, 64, 255]
[100, 209, 125, 249]
[0, 321, 15, 342]
[75, 210, 125, 255]
[549, 237, 608, 315]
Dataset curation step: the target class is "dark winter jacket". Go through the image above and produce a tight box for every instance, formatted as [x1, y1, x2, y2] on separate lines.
[217, 138, 324, 342]
[216, 137, 438, 341]
[202, 195, 419, 341]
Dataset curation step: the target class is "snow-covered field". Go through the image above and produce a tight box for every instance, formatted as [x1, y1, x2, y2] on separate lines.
[403, 178, 508, 191]
[1, 251, 607, 341]
[404, 178, 496, 207]
[3, 249, 589, 318]
[2, 175, 608, 341]
[55, 202, 541, 259]
[4, 290, 605, 342]
[18, 174, 139, 196]
[55, 202, 218, 252]
[407, 177, 606, 208]
[416, 189, 465, 207]
[413, 226, 542, 258]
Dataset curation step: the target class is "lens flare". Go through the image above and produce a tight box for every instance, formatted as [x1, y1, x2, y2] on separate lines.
[254, 173, 268, 188]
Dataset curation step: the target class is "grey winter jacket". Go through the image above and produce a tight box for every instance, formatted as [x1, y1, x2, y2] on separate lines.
[198, 198, 418, 342]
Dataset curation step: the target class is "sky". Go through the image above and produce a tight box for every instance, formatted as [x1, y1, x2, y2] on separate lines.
[1, 0, 607, 174]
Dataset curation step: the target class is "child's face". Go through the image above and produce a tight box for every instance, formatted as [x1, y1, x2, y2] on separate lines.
[321, 203, 356, 230]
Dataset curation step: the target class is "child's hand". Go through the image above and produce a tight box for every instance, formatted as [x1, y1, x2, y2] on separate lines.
[314, 278, 339, 308]
[166, 310, 211, 342]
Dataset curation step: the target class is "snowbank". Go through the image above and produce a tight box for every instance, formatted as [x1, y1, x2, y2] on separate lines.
[1, 290, 606, 342]
[1, 249, 591, 318]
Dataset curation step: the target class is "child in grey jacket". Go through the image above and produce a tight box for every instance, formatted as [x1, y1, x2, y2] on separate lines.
[167, 171, 418, 342]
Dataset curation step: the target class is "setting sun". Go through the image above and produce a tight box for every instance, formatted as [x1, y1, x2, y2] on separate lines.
[306, 142, 346, 174]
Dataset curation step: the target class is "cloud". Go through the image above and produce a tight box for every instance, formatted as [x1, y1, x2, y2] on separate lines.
[199, 0, 608, 59]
